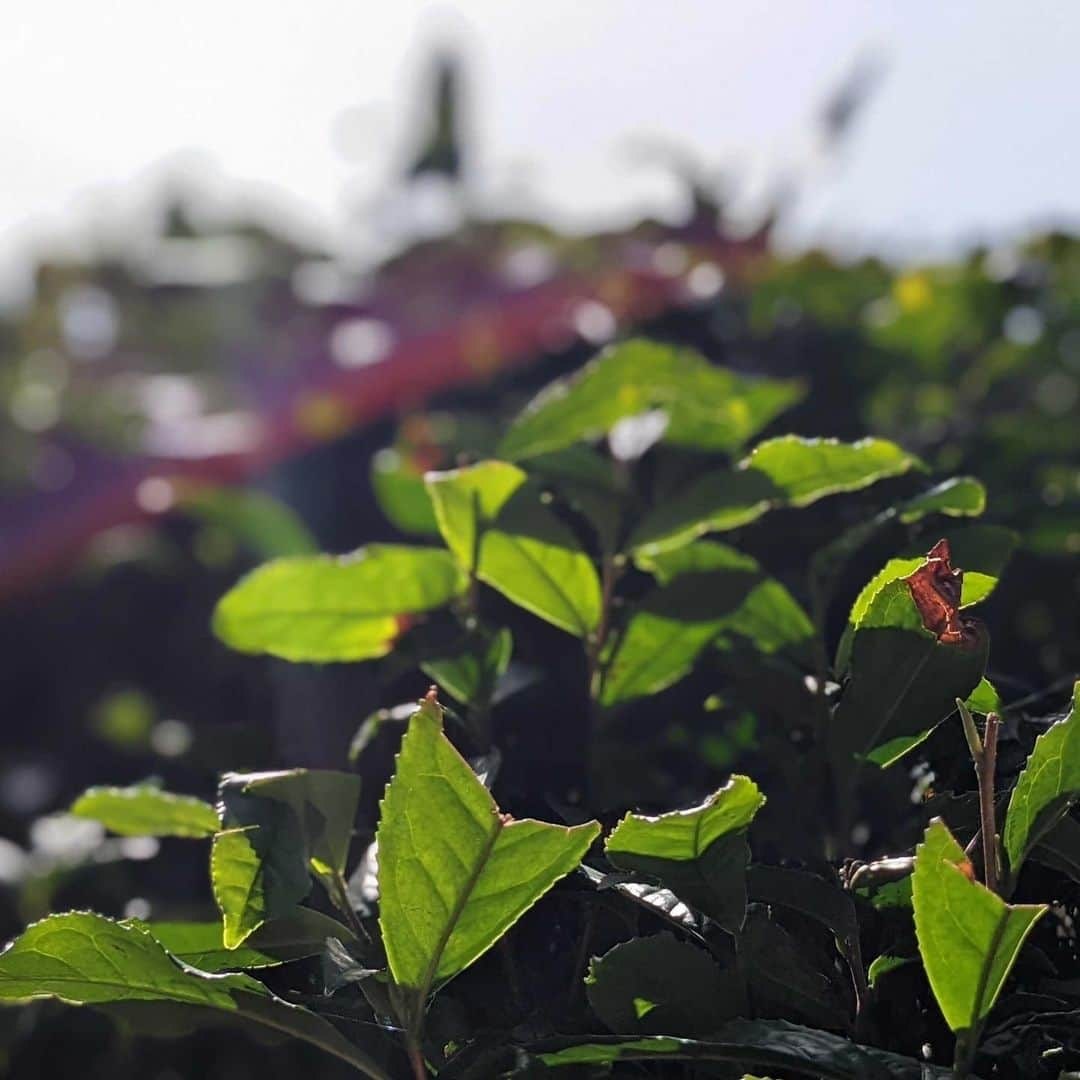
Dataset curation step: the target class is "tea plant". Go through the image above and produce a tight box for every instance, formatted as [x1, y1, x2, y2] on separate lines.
[2, 340, 1078, 1078]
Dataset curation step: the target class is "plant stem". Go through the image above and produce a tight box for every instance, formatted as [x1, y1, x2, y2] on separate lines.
[957, 699, 1000, 893]
[978, 713, 1001, 895]
[407, 1040, 427, 1080]
[329, 868, 369, 942]
[584, 554, 620, 802]
[952, 1026, 978, 1079]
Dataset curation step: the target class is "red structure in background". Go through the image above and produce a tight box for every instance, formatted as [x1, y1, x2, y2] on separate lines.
[0, 211, 769, 601]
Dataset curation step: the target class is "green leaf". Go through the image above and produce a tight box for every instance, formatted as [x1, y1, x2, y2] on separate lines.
[744, 436, 922, 507]
[134, 908, 357, 972]
[224, 769, 363, 879]
[604, 776, 765, 932]
[966, 677, 1002, 716]
[585, 933, 744, 1035]
[536, 1019, 946, 1078]
[829, 577, 988, 772]
[866, 954, 916, 989]
[603, 543, 813, 706]
[427, 461, 601, 636]
[836, 525, 1016, 674]
[1031, 812, 1080, 885]
[498, 338, 803, 461]
[377, 697, 599, 1016]
[370, 447, 440, 535]
[212, 821, 310, 950]
[421, 627, 512, 707]
[211, 768, 362, 949]
[71, 784, 218, 838]
[912, 818, 1046, 1033]
[526, 445, 626, 554]
[0, 912, 392, 1079]
[631, 437, 920, 556]
[179, 487, 317, 559]
[1003, 682, 1080, 889]
[213, 545, 466, 662]
[738, 908, 849, 1029]
[745, 865, 862, 968]
[896, 476, 986, 523]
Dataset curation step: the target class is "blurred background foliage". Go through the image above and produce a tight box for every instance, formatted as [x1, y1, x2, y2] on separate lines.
[1, 35, 1079, 1080]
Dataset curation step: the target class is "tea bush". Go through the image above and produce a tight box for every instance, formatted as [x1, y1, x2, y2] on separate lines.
[2, 340, 1078, 1079]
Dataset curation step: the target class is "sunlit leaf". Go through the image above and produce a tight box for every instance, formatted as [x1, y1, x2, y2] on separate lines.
[71, 785, 218, 839]
[377, 697, 599, 1021]
[213, 545, 465, 662]
[212, 769, 361, 949]
[631, 437, 920, 555]
[896, 476, 986, 523]
[604, 776, 765, 932]
[498, 338, 803, 461]
[913, 819, 1045, 1033]
[370, 447, 440, 535]
[133, 908, 357, 972]
[427, 461, 601, 636]
[0, 913, 392, 1078]
[1003, 682, 1080, 889]
[836, 525, 1015, 674]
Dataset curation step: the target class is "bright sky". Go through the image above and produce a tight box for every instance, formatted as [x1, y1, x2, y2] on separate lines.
[3, 0, 1080, 290]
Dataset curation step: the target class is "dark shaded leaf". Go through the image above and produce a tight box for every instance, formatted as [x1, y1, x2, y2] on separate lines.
[585, 933, 744, 1035]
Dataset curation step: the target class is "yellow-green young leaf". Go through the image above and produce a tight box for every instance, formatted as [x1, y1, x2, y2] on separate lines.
[212, 545, 465, 662]
[427, 461, 601, 636]
[425, 460, 526, 570]
[966, 677, 1002, 716]
[497, 338, 803, 461]
[630, 437, 920, 556]
[605, 777, 765, 932]
[132, 908, 357, 972]
[1003, 682, 1080, 889]
[912, 819, 1045, 1033]
[0, 912, 391, 1079]
[71, 785, 218, 838]
[376, 697, 599, 1011]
